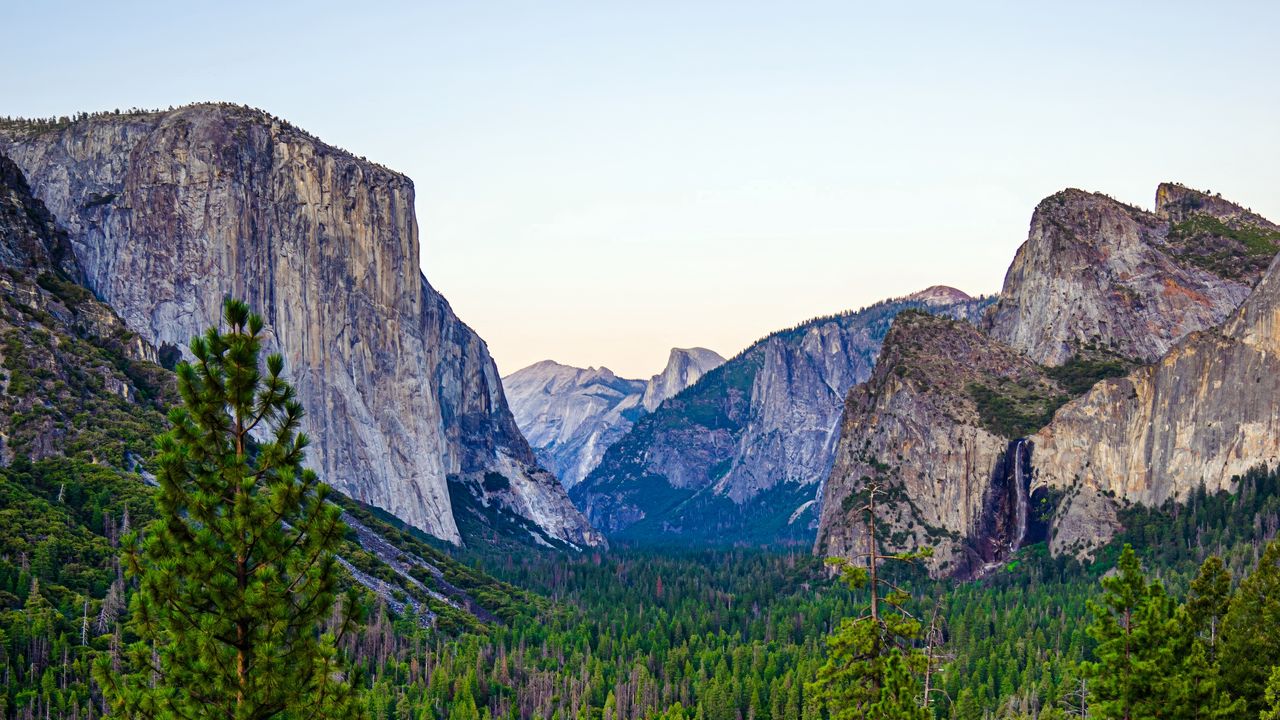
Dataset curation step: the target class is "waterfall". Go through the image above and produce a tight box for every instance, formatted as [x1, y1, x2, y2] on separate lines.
[1011, 439, 1028, 552]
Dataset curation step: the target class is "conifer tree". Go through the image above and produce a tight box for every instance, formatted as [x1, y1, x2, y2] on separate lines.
[1081, 545, 1173, 720]
[1079, 545, 1242, 720]
[1185, 555, 1231, 660]
[1171, 556, 1242, 719]
[809, 455, 930, 720]
[1263, 667, 1280, 720]
[1221, 539, 1280, 715]
[95, 299, 364, 719]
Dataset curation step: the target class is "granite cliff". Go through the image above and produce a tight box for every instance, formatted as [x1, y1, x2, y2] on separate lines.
[503, 347, 723, 489]
[572, 289, 992, 544]
[814, 312, 1063, 576]
[985, 187, 1267, 366]
[0, 105, 601, 549]
[641, 347, 726, 412]
[1033, 245, 1280, 557]
[0, 151, 535, 633]
[0, 152, 171, 468]
[817, 184, 1280, 573]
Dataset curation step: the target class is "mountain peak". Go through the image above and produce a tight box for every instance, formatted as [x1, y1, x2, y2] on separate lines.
[985, 183, 1265, 366]
[1155, 182, 1280, 234]
[641, 347, 726, 412]
[903, 285, 972, 306]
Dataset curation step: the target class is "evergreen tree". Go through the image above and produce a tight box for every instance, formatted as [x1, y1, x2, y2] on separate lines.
[1222, 539, 1280, 715]
[808, 460, 930, 720]
[95, 299, 364, 719]
[951, 687, 983, 720]
[1163, 556, 1242, 720]
[1185, 555, 1231, 659]
[1263, 666, 1280, 720]
[1080, 545, 1175, 720]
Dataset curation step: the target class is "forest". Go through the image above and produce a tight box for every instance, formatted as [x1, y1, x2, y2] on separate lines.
[6, 447, 1280, 718]
[4, 297, 1280, 719]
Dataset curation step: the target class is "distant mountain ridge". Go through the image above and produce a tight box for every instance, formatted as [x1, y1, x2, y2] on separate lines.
[503, 348, 724, 488]
[571, 287, 992, 545]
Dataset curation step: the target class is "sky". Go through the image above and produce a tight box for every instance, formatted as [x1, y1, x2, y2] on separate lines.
[5, 1, 1279, 378]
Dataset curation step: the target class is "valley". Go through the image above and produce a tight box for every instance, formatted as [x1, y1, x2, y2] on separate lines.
[2, 101, 1280, 719]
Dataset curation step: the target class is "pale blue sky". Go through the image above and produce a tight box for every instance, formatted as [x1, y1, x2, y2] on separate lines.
[6, 1, 1279, 377]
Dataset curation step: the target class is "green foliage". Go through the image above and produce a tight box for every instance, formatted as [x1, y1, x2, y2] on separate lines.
[0, 457, 155, 719]
[1082, 547, 1194, 719]
[1221, 539, 1280, 716]
[1172, 214, 1280, 256]
[1168, 213, 1280, 280]
[1044, 353, 1134, 396]
[966, 380, 1067, 439]
[96, 299, 364, 719]
[0, 272, 172, 468]
[811, 559, 929, 720]
[810, 464, 933, 720]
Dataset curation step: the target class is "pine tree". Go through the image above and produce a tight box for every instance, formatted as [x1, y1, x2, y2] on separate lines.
[808, 458, 930, 720]
[951, 687, 983, 720]
[1166, 556, 1243, 720]
[1263, 666, 1280, 720]
[1080, 545, 1174, 720]
[94, 299, 365, 719]
[1185, 555, 1231, 659]
[1221, 538, 1280, 715]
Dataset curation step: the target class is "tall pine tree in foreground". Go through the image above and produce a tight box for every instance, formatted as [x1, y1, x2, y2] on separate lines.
[809, 454, 930, 720]
[95, 299, 365, 719]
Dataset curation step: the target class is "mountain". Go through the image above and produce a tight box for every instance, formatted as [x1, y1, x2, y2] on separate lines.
[815, 311, 1068, 577]
[816, 183, 1280, 574]
[640, 347, 726, 412]
[0, 105, 601, 549]
[1033, 245, 1280, 557]
[571, 289, 993, 545]
[0, 146, 529, 636]
[503, 348, 724, 488]
[985, 186, 1262, 366]
[504, 362, 646, 489]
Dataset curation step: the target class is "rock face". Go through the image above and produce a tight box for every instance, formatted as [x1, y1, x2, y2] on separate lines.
[640, 347, 725, 412]
[503, 362, 645, 490]
[572, 290, 992, 545]
[985, 188, 1265, 366]
[503, 348, 723, 489]
[814, 312, 1063, 576]
[817, 183, 1280, 572]
[0, 154, 79, 278]
[1033, 249, 1280, 556]
[0, 106, 601, 548]
[0, 151, 171, 468]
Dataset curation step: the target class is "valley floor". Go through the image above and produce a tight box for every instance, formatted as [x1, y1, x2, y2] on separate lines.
[5, 459, 1280, 719]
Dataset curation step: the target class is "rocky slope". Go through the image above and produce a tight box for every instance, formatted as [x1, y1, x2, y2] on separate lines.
[0, 105, 601, 549]
[817, 183, 1280, 573]
[0, 152, 172, 468]
[503, 348, 723, 489]
[1032, 247, 1280, 557]
[572, 289, 993, 544]
[985, 186, 1272, 366]
[814, 312, 1064, 576]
